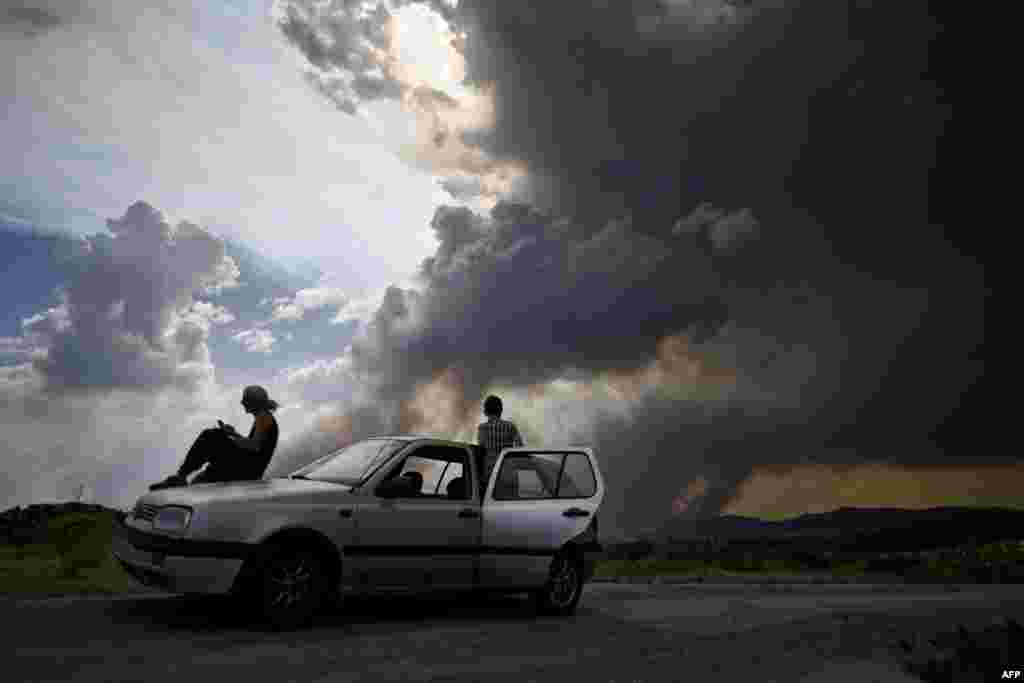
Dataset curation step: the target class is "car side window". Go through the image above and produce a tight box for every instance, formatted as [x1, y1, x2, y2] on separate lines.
[515, 469, 546, 498]
[556, 452, 597, 498]
[437, 461, 464, 495]
[493, 451, 596, 500]
[493, 453, 560, 500]
[392, 445, 471, 500]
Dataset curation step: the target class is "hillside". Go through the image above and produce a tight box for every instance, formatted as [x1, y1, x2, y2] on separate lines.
[655, 506, 1024, 551]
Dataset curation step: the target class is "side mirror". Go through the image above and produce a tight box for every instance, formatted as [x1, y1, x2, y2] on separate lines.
[376, 477, 412, 499]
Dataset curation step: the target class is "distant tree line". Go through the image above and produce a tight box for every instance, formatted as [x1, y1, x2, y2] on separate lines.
[0, 502, 115, 546]
[603, 527, 1024, 565]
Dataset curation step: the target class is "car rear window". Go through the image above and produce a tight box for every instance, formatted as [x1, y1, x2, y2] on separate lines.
[493, 451, 597, 500]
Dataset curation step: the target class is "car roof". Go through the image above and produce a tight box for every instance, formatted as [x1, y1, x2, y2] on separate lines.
[372, 435, 480, 449]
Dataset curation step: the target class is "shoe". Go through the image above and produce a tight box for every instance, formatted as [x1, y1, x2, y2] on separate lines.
[149, 474, 188, 491]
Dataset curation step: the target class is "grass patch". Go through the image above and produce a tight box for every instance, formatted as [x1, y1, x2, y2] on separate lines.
[922, 559, 969, 580]
[594, 555, 1024, 582]
[591, 556, 961, 580]
[828, 559, 872, 577]
[594, 557, 817, 578]
[0, 511, 141, 596]
[977, 540, 1024, 562]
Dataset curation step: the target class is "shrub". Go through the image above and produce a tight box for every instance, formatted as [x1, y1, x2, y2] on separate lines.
[50, 513, 111, 579]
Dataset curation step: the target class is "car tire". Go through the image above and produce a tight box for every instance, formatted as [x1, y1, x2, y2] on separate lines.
[254, 544, 329, 631]
[534, 551, 584, 616]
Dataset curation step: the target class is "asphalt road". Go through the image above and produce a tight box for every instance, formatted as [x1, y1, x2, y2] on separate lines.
[5, 583, 1024, 682]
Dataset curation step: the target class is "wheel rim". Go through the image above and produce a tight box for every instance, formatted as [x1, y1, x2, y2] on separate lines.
[267, 555, 314, 610]
[548, 556, 579, 608]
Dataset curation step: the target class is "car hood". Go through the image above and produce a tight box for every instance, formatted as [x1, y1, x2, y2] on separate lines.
[139, 478, 355, 508]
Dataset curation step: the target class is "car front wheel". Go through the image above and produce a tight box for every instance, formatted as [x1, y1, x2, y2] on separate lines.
[534, 551, 584, 616]
[255, 545, 328, 630]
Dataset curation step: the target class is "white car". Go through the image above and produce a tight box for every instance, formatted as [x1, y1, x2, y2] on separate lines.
[112, 436, 606, 629]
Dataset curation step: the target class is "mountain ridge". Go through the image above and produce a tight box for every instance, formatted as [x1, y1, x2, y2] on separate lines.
[651, 506, 1024, 548]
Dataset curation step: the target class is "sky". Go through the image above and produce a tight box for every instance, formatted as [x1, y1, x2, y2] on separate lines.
[0, 0, 990, 536]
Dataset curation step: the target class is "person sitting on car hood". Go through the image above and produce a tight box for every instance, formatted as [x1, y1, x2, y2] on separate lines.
[150, 385, 279, 490]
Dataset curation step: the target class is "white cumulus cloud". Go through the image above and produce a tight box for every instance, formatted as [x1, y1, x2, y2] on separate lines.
[270, 286, 349, 322]
[233, 328, 277, 354]
[21, 201, 240, 393]
[175, 300, 236, 333]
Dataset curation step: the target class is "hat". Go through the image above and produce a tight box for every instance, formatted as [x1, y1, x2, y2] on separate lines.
[242, 385, 278, 410]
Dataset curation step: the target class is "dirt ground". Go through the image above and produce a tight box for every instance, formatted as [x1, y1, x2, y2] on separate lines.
[4, 583, 1023, 682]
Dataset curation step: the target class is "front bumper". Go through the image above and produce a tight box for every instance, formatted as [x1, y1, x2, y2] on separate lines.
[111, 515, 251, 594]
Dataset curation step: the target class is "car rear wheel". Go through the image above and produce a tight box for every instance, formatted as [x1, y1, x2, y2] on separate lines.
[534, 551, 584, 616]
[255, 545, 328, 630]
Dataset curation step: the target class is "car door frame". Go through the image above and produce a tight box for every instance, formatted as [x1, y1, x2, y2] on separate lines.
[347, 439, 482, 593]
[479, 447, 605, 589]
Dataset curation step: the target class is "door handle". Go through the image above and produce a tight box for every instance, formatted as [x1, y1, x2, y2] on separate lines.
[562, 507, 590, 518]
[458, 508, 480, 519]
[338, 508, 353, 518]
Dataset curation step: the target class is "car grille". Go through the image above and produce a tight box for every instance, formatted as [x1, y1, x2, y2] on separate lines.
[133, 503, 158, 522]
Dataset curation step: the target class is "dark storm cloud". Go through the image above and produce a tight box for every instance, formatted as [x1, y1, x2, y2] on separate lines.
[277, 1, 971, 531]
[277, 0, 470, 115]
[328, 210, 880, 536]
[347, 198, 752, 414]
[440, 0, 970, 455]
[584, 396, 807, 536]
[425, 205, 486, 264]
[1, 3, 62, 37]
[437, 175, 484, 201]
[277, 0, 462, 114]
[453, 0, 949, 269]
[580, 271, 935, 535]
[277, 0, 395, 113]
[345, 194, 929, 536]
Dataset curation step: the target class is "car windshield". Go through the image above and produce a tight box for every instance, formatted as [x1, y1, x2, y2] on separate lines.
[288, 439, 406, 485]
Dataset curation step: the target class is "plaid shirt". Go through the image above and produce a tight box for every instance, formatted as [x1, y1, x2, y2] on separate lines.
[477, 417, 523, 476]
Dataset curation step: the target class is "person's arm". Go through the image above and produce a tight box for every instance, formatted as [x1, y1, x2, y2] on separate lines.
[477, 424, 486, 447]
[512, 424, 523, 447]
[228, 414, 272, 453]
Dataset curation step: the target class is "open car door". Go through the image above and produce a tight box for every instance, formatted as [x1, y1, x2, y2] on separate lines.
[479, 447, 604, 589]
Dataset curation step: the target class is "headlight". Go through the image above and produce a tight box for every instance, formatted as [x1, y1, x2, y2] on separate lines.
[152, 506, 192, 535]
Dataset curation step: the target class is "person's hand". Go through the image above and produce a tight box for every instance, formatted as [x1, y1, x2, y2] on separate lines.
[218, 420, 238, 435]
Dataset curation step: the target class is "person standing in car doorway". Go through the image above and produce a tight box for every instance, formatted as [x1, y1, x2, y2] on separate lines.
[477, 395, 523, 485]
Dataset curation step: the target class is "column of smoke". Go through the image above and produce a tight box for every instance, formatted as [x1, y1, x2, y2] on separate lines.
[270, 0, 973, 537]
[265, 206, 852, 540]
